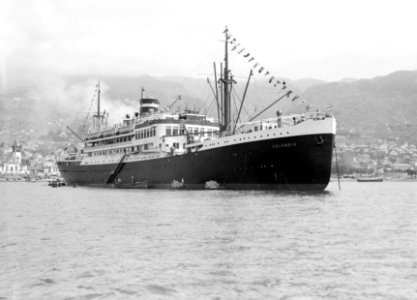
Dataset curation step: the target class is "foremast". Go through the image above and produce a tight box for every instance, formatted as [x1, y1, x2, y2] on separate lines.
[93, 81, 105, 129]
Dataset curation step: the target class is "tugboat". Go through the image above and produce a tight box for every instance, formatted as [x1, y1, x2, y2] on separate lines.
[57, 28, 336, 190]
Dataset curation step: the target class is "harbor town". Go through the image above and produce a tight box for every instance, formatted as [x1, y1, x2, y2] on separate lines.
[1, 136, 416, 181]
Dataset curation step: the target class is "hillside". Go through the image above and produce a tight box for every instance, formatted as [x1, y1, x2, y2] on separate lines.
[303, 70, 417, 144]
[1, 70, 417, 146]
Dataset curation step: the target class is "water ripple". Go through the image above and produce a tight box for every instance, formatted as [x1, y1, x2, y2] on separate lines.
[1, 182, 417, 299]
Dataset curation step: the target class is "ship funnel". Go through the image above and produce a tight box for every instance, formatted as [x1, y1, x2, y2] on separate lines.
[140, 98, 160, 115]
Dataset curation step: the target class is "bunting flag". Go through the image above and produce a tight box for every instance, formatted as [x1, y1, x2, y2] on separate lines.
[326, 105, 333, 110]
[232, 43, 240, 51]
[228, 30, 303, 105]
[306, 104, 313, 111]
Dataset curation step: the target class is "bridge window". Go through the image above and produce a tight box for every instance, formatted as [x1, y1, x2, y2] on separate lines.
[173, 126, 179, 136]
[166, 126, 172, 136]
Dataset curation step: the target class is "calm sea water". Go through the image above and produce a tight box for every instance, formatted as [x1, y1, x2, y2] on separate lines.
[1, 181, 417, 300]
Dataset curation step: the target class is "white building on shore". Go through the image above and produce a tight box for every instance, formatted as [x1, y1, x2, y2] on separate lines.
[0, 141, 29, 175]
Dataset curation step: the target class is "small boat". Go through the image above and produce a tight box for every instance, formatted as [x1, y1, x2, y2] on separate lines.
[49, 178, 67, 187]
[205, 180, 223, 189]
[357, 177, 383, 182]
[171, 179, 185, 189]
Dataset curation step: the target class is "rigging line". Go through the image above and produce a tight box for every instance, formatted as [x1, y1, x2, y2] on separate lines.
[206, 97, 216, 117]
[198, 93, 215, 115]
[183, 45, 219, 83]
[231, 88, 240, 118]
[252, 77, 273, 103]
[83, 86, 98, 129]
[231, 87, 250, 120]
[234, 69, 253, 134]
[231, 88, 242, 122]
[247, 91, 289, 122]
[201, 87, 216, 116]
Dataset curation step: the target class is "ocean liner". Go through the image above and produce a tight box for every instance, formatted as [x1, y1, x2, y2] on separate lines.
[57, 29, 336, 190]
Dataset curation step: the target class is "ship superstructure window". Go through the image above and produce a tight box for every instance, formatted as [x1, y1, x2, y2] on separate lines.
[166, 126, 172, 136]
[135, 127, 157, 140]
[173, 126, 179, 136]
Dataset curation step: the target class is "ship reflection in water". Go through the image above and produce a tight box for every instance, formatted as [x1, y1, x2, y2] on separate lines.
[1, 181, 417, 299]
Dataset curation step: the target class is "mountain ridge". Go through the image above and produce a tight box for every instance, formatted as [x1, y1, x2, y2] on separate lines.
[1, 70, 416, 145]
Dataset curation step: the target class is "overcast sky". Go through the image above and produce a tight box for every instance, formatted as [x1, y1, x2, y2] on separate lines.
[1, 0, 417, 91]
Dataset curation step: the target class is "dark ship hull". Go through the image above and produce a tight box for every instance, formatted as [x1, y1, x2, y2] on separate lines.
[58, 133, 335, 191]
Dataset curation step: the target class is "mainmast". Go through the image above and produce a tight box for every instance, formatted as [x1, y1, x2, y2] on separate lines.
[222, 27, 231, 133]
